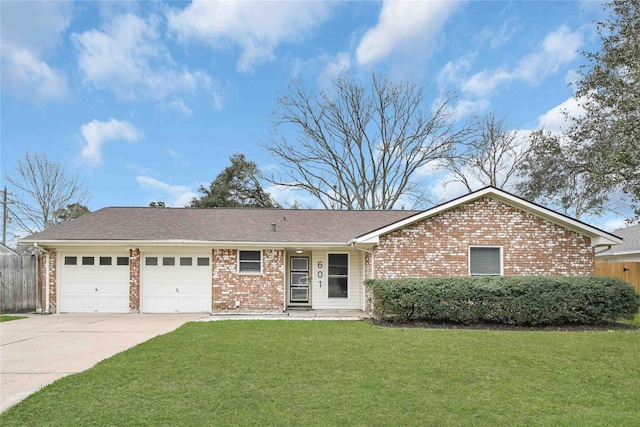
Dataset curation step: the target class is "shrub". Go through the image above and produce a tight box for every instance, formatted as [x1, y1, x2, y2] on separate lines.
[364, 276, 639, 325]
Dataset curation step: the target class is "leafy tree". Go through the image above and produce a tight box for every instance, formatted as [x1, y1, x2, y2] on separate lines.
[191, 153, 280, 208]
[5, 152, 90, 235]
[517, 130, 610, 220]
[55, 203, 90, 223]
[148, 201, 166, 207]
[519, 0, 640, 221]
[264, 72, 465, 209]
[440, 112, 528, 192]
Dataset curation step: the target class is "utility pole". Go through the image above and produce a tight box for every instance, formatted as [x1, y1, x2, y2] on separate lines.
[2, 186, 7, 245]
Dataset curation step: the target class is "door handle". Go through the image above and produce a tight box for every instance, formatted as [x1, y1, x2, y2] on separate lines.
[95, 288, 98, 292]
[176, 288, 179, 293]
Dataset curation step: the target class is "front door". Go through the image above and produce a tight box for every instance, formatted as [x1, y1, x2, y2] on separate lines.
[289, 256, 310, 304]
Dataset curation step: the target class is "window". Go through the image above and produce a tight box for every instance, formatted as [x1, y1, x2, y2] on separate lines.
[328, 254, 348, 298]
[145, 257, 158, 266]
[82, 256, 95, 266]
[180, 257, 192, 266]
[239, 250, 261, 273]
[197, 257, 210, 266]
[117, 257, 129, 266]
[99, 256, 112, 266]
[64, 256, 77, 265]
[469, 247, 502, 276]
[163, 257, 175, 266]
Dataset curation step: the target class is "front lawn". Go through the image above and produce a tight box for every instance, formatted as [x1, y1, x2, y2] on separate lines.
[2, 321, 639, 426]
[0, 315, 28, 322]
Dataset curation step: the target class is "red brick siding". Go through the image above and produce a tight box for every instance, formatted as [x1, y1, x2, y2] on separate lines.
[129, 248, 140, 311]
[212, 249, 285, 311]
[373, 197, 594, 279]
[39, 249, 57, 313]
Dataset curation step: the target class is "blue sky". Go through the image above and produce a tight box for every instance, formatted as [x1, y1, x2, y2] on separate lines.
[1, 1, 628, 232]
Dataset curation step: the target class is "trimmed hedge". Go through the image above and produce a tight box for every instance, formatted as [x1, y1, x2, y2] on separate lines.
[365, 276, 640, 325]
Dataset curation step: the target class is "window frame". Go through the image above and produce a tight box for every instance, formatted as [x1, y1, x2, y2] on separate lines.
[145, 257, 158, 266]
[197, 257, 210, 267]
[468, 246, 503, 276]
[64, 256, 77, 266]
[99, 256, 112, 266]
[238, 250, 262, 274]
[327, 253, 349, 299]
[116, 257, 129, 266]
[180, 257, 193, 266]
[82, 256, 95, 266]
[163, 257, 175, 266]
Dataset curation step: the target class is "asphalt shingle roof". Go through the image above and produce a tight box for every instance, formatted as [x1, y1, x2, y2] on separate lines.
[21, 207, 421, 244]
[600, 223, 640, 255]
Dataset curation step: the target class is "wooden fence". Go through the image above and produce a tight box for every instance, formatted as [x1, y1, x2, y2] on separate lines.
[0, 254, 38, 312]
[595, 261, 640, 294]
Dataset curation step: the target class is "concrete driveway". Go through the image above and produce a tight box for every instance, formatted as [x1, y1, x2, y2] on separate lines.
[0, 313, 205, 412]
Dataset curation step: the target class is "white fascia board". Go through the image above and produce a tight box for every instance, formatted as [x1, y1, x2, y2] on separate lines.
[21, 239, 353, 250]
[353, 187, 622, 248]
[595, 249, 640, 257]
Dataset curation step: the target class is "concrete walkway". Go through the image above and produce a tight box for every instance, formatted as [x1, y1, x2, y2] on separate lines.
[201, 309, 370, 321]
[0, 313, 205, 412]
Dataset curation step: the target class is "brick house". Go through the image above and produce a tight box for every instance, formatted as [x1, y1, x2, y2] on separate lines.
[20, 187, 621, 314]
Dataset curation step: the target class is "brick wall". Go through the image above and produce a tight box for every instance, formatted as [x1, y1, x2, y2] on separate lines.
[372, 197, 594, 279]
[212, 249, 285, 311]
[129, 248, 140, 312]
[39, 249, 58, 313]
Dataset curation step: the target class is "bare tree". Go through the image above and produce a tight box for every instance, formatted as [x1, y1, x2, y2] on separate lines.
[440, 112, 528, 192]
[264, 72, 465, 209]
[5, 152, 90, 235]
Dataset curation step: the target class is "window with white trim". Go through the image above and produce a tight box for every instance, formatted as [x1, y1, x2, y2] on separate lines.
[469, 246, 502, 276]
[328, 253, 348, 298]
[239, 250, 261, 273]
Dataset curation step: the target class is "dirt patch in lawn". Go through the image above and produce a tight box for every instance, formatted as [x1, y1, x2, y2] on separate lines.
[370, 319, 640, 332]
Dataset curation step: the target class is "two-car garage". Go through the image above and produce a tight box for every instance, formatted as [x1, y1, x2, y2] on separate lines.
[57, 250, 212, 313]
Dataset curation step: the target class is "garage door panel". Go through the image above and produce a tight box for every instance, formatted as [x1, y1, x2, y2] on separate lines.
[141, 254, 211, 313]
[59, 254, 130, 313]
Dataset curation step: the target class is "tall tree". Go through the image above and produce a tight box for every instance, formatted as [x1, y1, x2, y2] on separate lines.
[440, 112, 528, 192]
[519, 0, 640, 221]
[5, 152, 90, 235]
[55, 203, 90, 223]
[264, 72, 465, 210]
[517, 130, 610, 220]
[191, 153, 280, 208]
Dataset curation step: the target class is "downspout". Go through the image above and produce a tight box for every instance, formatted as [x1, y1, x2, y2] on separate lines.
[350, 243, 375, 312]
[350, 243, 375, 279]
[34, 243, 50, 314]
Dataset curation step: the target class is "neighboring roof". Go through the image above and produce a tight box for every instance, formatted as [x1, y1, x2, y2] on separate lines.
[353, 187, 622, 248]
[0, 243, 18, 255]
[596, 223, 640, 256]
[19, 207, 419, 246]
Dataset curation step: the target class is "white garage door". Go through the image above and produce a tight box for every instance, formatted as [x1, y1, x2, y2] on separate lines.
[58, 254, 130, 313]
[141, 254, 211, 313]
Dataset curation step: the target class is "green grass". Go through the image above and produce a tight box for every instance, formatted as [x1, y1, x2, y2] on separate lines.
[619, 312, 640, 326]
[2, 321, 639, 426]
[0, 315, 28, 322]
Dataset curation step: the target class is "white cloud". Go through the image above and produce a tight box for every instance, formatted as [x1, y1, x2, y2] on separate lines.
[321, 52, 352, 83]
[515, 25, 583, 84]
[80, 119, 143, 166]
[356, 0, 459, 66]
[0, 1, 70, 103]
[264, 183, 320, 209]
[449, 99, 491, 121]
[601, 218, 629, 233]
[167, 1, 334, 73]
[73, 13, 211, 102]
[536, 96, 585, 132]
[462, 25, 583, 97]
[135, 176, 197, 207]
